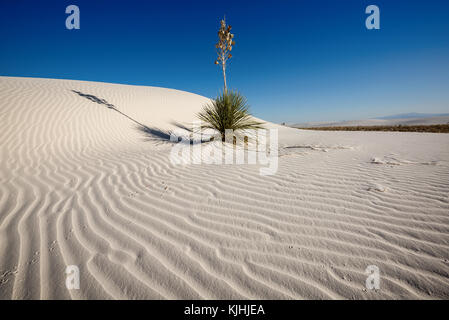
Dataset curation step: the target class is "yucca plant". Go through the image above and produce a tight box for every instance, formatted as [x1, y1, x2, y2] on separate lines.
[198, 90, 263, 142]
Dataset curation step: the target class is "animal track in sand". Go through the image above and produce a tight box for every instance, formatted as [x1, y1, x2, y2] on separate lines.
[0, 267, 18, 285]
[371, 156, 440, 166]
[366, 183, 388, 193]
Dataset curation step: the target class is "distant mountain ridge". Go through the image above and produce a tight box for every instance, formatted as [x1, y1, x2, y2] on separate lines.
[292, 114, 449, 128]
[375, 113, 449, 120]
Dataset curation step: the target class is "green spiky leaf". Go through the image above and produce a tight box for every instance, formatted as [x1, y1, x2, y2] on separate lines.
[197, 91, 264, 141]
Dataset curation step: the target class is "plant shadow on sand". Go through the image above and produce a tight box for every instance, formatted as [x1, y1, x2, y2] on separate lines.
[71, 90, 211, 144]
[137, 122, 213, 145]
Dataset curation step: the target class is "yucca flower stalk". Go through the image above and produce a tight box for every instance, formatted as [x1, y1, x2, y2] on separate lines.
[215, 17, 234, 93]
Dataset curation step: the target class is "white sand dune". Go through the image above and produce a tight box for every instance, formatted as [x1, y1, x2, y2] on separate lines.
[1, 76, 449, 299]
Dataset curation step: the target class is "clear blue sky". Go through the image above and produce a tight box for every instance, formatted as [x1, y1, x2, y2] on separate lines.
[1, 0, 448, 123]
